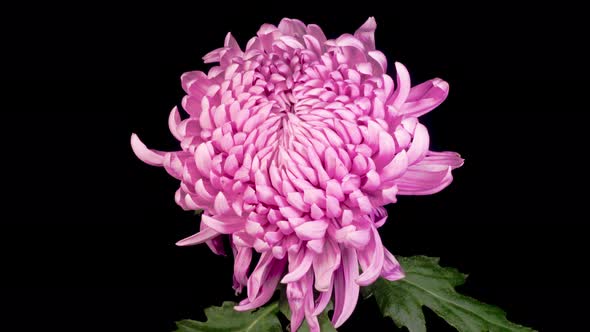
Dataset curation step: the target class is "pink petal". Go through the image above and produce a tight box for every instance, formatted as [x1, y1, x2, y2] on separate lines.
[332, 246, 359, 328]
[380, 150, 408, 180]
[381, 248, 405, 281]
[201, 214, 244, 234]
[356, 226, 384, 285]
[194, 142, 212, 178]
[406, 123, 430, 165]
[401, 78, 449, 117]
[312, 278, 333, 315]
[282, 248, 314, 283]
[168, 106, 183, 140]
[354, 17, 376, 50]
[236, 258, 286, 311]
[130, 134, 165, 166]
[247, 252, 274, 301]
[312, 238, 341, 291]
[294, 221, 329, 240]
[175, 227, 220, 246]
[391, 62, 411, 109]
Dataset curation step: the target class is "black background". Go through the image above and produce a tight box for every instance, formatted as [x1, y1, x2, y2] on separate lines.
[2, 1, 587, 331]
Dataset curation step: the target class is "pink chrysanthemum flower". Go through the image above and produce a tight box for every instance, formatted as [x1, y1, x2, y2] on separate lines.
[132, 17, 462, 331]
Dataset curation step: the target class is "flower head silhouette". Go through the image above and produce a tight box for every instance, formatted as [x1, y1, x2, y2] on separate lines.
[132, 17, 462, 331]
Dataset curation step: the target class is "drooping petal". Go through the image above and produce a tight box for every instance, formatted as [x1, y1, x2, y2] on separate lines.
[332, 246, 360, 328]
[354, 17, 376, 50]
[381, 248, 405, 281]
[233, 246, 252, 293]
[312, 238, 341, 291]
[356, 226, 384, 286]
[401, 78, 450, 117]
[282, 248, 314, 283]
[235, 258, 286, 311]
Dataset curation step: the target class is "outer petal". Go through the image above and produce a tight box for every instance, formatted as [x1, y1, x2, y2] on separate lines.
[401, 78, 450, 117]
[356, 226, 384, 286]
[235, 258, 286, 311]
[130, 134, 165, 166]
[175, 227, 220, 246]
[312, 238, 341, 291]
[391, 62, 411, 109]
[354, 17, 377, 50]
[331, 246, 360, 328]
[381, 248, 405, 281]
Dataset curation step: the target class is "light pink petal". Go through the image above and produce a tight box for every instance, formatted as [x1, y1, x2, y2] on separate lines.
[373, 130, 396, 168]
[368, 50, 387, 74]
[312, 238, 341, 291]
[233, 246, 252, 290]
[278, 18, 307, 37]
[381, 248, 405, 281]
[312, 278, 333, 315]
[406, 123, 430, 165]
[306, 24, 327, 46]
[391, 62, 411, 109]
[356, 226, 384, 286]
[354, 17, 376, 50]
[247, 252, 274, 301]
[175, 227, 220, 246]
[130, 134, 165, 166]
[194, 142, 212, 178]
[286, 273, 307, 331]
[168, 106, 183, 140]
[201, 214, 244, 234]
[401, 78, 449, 117]
[235, 258, 285, 311]
[213, 193, 231, 216]
[282, 248, 314, 283]
[380, 150, 408, 180]
[331, 246, 359, 328]
[420, 151, 464, 169]
[294, 221, 328, 241]
[397, 165, 453, 195]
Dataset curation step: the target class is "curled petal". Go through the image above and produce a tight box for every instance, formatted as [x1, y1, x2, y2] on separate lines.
[130, 134, 165, 166]
[391, 62, 411, 109]
[406, 123, 430, 165]
[235, 258, 286, 311]
[282, 248, 314, 283]
[332, 246, 360, 328]
[168, 106, 183, 140]
[382, 248, 405, 281]
[356, 226, 384, 286]
[401, 78, 450, 117]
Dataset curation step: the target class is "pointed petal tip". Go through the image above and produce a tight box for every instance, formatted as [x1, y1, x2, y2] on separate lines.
[175, 227, 219, 246]
[130, 133, 165, 166]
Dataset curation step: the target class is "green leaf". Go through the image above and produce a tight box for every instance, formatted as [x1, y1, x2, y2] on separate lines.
[174, 301, 282, 332]
[278, 288, 337, 332]
[367, 256, 536, 332]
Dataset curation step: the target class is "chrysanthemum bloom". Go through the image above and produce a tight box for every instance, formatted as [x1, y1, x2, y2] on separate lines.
[132, 17, 462, 331]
